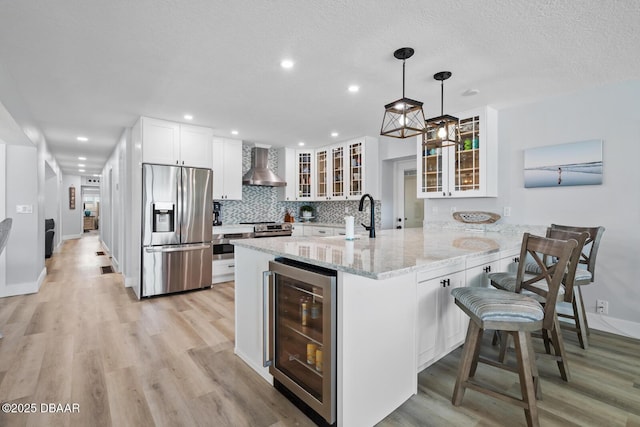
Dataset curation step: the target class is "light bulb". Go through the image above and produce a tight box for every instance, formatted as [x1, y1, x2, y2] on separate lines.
[398, 114, 406, 126]
[394, 102, 405, 111]
[438, 125, 447, 139]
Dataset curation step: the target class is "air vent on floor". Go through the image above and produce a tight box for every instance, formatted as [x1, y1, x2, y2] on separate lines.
[96, 251, 106, 256]
[101, 266, 114, 274]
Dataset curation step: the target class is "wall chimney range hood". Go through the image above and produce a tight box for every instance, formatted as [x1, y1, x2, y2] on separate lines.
[242, 145, 286, 187]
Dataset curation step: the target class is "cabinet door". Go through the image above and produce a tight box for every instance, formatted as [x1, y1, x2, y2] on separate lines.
[466, 260, 500, 288]
[142, 117, 180, 165]
[296, 151, 314, 200]
[315, 148, 331, 200]
[212, 138, 225, 199]
[180, 124, 213, 169]
[212, 138, 243, 200]
[417, 277, 440, 369]
[330, 145, 345, 200]
[223, 139, 243, 200]
[347, 140, 364, 200]
[450, 115, 481, 196]
[277, 148, 297, 201]
[438, 271, 467, 351]
[417, 131, 447, 198]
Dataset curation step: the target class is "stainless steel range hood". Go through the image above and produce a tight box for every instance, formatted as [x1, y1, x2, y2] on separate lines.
[242, 146, 286, 187]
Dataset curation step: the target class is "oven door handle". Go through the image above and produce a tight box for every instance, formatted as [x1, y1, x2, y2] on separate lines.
[262, 270, 274, 367]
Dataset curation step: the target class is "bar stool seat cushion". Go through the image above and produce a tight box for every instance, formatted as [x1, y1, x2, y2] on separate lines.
[488, 272, 566, 303]
[451, 287, 544, 323]
[524, 262, 593, 283]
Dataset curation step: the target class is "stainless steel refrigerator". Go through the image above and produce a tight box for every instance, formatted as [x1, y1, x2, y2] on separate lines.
[141, 163, 213, 297]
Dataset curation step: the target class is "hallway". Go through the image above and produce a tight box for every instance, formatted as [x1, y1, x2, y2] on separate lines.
[0, 234, 312, 427]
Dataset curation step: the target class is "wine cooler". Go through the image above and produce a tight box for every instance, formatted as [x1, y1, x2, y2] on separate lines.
[263, 258, 337, 425]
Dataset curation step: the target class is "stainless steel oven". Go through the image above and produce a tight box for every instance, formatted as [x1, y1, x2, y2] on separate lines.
[212, 231, 254, 260]
[263, 258, 337, 425]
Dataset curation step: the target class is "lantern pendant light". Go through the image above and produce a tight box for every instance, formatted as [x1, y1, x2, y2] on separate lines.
[425, 71, 459, 147]
[380, 47, 426, 139]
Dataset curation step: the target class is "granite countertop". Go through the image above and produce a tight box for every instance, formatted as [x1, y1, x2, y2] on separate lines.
[232, 225, 546, 280]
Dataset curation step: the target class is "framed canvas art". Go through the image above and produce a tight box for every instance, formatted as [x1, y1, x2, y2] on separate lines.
[524, 139, 603, 188]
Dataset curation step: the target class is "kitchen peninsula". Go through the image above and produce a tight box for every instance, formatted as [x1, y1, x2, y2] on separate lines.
[233, 225, 543, 426]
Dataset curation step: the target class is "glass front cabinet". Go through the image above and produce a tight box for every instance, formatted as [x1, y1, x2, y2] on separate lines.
[417, 106, 497, 198]
[277, 148, 315, 201]
[314, 137, 376, 201]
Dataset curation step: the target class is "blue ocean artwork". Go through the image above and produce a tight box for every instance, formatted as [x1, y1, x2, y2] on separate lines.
[524, 140, 603, 188]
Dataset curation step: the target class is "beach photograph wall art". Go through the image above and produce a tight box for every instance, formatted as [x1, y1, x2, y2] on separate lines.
[523, 139, 603, 188]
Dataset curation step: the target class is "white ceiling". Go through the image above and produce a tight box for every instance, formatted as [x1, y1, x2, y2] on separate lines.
[1, 1, 639, 176]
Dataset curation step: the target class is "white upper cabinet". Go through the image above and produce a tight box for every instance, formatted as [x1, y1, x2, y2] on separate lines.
[141, 117, 180, 165]
[277, 148, 315, 201]
[140, 117, 213, 169]
[179, 124, 214, 169]
[417, 106, 497, 198]
[309, 136, 379, 201]
[212, 138, 243, 200]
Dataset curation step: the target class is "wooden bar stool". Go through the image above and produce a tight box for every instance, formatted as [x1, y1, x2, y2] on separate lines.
[451, 233, 576, 427]
[488, 228, 588, 381]
[550, 224, 605, 349]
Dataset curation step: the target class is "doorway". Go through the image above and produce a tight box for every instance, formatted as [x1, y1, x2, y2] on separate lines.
[394, 159, 424, 229]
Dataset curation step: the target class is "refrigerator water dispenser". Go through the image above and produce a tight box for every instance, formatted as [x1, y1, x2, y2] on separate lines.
[152, 202, 174, 232]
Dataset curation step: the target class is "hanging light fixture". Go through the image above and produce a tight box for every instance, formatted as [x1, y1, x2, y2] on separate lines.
[425, 71, 459, 147]
[380, 47, 426, 139]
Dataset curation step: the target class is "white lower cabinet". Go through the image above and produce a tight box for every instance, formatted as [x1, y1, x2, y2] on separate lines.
[465, 253, 500, 288]
[417, 262, 466, 371]
[290, 224, 304, 236]
[304, 225, 335, 237]
[212, 258, 236, 284]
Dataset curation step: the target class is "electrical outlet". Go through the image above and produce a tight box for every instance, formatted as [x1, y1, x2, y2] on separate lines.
[503, 206, 511, 217]
[596, 299, 609, 314]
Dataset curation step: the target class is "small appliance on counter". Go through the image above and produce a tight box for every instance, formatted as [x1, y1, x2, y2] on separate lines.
[213, 201, 222, 226]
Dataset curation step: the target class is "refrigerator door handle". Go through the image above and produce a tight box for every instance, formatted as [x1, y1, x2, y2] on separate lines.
[263, 270, 274, 367]
[145, 243, 212, 253]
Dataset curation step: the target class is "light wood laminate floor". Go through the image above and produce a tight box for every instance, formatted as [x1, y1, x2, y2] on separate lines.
[0, 234, 639, 426]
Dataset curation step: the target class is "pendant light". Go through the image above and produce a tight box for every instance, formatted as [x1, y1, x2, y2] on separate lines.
[425, 71, 459, 147]
[380, 47, 426, 139]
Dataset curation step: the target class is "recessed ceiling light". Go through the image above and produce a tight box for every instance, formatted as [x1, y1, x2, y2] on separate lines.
[93, 174, 100, 177]
[298, 141, 305, 146]
[78, 164, 85, 167]
[78, 156, 87, 160]
[231, 130, 239, 135]
[77, 136, 88, 142]
[281, 59, 294, 69]
[348, 85, 359, 93]
[331, 132, 339, 137]
[462, 89, 480, 97]
[184, 114, 193, 120]
[78, 169, 85, 173]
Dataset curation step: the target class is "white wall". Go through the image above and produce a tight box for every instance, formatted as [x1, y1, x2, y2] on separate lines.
[5, 144, 40, 289]
[425, 80, 640, 334]
[61, 175, 82, 239]
[100, 128, 125, 273]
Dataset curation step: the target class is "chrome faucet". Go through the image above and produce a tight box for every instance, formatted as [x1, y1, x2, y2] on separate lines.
[358, 193, 375, 238]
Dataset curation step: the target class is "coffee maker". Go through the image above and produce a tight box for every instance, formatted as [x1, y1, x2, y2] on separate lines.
[213, 202, 222, 226]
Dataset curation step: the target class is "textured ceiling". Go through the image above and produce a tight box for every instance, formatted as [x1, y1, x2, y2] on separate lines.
[1, 0, 639, 175]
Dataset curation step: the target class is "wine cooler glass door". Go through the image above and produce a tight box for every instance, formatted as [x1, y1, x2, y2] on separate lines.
[268, 259, 336, 424]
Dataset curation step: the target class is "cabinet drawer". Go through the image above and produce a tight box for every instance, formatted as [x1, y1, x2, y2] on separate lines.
[212, 258, 236, 283]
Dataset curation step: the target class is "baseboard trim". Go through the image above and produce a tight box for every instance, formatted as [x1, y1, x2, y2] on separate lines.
[0, 267, 47, 298]
[234, 347, 273, 385]
[586, 313, 640, 340]
[62, 234, 82, 241]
